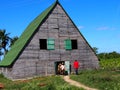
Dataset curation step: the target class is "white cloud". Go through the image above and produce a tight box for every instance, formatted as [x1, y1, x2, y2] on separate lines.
[96, 26, 109, 30]
[78, 26, 84, 29]
[96, 26, 116, 31]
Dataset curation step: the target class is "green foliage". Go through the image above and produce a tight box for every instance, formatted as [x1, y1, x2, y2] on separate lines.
[10, 36, 19, 47]
[0, 29, 18, 60]
[100, 58, 120, 70]
[0, 29, 11, 53]
[92, 47, 98, 54]
[98, 51, 120, 60]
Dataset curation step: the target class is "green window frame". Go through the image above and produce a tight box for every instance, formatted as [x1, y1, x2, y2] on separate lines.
[47, 38, 55, 50]
[64, 39, 72, 50]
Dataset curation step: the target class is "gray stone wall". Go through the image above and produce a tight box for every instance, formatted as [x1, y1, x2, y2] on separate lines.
[4, 4, 99, 79]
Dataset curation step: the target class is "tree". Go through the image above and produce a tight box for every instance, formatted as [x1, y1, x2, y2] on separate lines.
[10, 36, 19, 47]
[0, 29, 19, 61]
[93, 47, 98, 54]
[98, 51, 120, 59]
[0, 29, 11, 54]
[109, 51, 120, 58]
[0, 47, 3, 61]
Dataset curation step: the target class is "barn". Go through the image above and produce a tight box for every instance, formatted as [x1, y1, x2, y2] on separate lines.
[0, 0, 99, 79]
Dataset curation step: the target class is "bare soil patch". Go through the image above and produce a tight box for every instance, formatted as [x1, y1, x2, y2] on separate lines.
[63, 76, 98, 90]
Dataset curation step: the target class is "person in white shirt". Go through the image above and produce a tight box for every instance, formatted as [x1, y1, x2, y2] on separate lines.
[60, 63, 65, 75]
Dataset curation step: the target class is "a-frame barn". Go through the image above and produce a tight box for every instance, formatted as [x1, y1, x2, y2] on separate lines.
[0, 1, 99, 79]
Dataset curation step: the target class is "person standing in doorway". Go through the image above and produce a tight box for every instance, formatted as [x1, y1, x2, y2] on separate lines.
[60, 63, 65, 75]
[73, 60, 79, 75]
[57, 63, 62, 75]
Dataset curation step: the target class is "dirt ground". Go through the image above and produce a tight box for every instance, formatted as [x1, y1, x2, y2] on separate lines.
[63, 76, 98, 90]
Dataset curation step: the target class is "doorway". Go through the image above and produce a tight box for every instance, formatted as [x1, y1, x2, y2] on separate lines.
[54, 61, 71, 75]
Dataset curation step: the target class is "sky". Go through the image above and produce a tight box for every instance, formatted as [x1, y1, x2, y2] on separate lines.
[0, 0, 120, 53]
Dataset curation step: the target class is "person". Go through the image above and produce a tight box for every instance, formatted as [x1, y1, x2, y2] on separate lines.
[60, 63, 65, 75]
[73, 60, 79, 75]
[57, 63, 62, 75]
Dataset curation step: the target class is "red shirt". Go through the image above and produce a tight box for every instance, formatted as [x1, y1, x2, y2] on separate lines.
[73, 61, 79, 69]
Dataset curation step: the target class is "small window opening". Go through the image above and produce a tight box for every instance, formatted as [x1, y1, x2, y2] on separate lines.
[39, 39, 47, 49]
[71, 40, 78, 49]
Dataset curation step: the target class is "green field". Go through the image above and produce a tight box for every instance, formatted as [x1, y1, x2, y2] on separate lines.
[71, 70, 120, 90]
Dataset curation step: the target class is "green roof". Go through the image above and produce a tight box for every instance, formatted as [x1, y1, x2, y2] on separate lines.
[0, 1, 57, 67]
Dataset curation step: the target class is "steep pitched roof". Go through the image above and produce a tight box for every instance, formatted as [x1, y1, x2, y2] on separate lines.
[0, 1, 97, 67]
[0, 1, 58, 67]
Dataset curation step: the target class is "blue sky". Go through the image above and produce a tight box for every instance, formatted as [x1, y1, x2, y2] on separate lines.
[0, 0, 120, 53]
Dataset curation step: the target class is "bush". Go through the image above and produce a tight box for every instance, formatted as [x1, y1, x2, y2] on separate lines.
[100, 58, 120, 70]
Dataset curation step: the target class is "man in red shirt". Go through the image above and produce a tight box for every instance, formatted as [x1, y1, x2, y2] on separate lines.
[73, 60, 79, 75]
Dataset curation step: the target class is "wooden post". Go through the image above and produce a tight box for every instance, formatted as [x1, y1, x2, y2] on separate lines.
[45, 62, 48, 76]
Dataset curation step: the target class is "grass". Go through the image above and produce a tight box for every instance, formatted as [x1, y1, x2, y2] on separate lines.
[70, 70, 120, 90]
[1, 70, 120, 90]
[0, 74, 83, 90]
[70, 58, 120, 90]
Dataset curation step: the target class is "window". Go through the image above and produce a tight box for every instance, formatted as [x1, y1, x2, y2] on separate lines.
[39, 39, 47, 50]
[39, 39, 55, 50]
[71, 40, 78, 49]
[64, 39, 72, 50]
[64, 39, 78, 50]
[47, 39, 55, 50]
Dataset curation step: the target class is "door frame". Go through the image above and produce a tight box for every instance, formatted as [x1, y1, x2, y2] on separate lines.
[54, 61, 71, 75]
